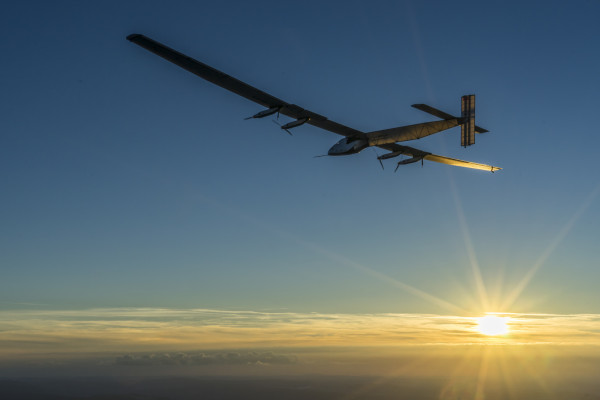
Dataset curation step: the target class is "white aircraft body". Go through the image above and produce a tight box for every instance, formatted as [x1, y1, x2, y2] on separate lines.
[127, 34, 501, 172]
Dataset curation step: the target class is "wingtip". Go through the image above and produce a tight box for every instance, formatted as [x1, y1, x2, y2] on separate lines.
[126, 33, 142, 42]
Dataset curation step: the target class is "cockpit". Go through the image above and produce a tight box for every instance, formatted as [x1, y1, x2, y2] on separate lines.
[327, 137, 369, 156]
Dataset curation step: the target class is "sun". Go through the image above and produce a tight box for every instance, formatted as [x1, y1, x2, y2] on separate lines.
[476, 315, 509, 336]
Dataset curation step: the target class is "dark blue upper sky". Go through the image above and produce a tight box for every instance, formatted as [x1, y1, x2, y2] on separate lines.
[1, 0, 599, 314]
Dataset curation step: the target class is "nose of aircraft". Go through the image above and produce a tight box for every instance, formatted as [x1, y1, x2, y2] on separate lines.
[328, 140, 346, 155]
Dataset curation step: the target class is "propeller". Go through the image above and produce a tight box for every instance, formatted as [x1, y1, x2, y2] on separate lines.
[272, 119, 293, 136]
[372, 148, 384, 170]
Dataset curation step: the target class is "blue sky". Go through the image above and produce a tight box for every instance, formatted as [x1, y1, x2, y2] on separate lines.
[1, 0, 600, 317]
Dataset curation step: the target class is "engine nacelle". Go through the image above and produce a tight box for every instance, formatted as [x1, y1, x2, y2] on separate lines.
[281, 117, 309, 130]
[377, 151, 403, 160]
[248, 106, 281, 119]
[397, 155, 424, 165]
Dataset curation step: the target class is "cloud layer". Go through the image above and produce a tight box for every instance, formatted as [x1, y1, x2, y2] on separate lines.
[1, 308, 600, 358]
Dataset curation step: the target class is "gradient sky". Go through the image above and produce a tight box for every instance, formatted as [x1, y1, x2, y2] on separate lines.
[2, 1, 600, 383]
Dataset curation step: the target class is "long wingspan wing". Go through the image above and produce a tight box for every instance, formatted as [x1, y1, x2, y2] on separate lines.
[128, 34, 500, 172]
[378, 143, 501, 172]
[127, 34, 363, 138]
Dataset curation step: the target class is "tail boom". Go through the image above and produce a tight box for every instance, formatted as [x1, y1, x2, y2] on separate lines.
[366, 119, 459, 146]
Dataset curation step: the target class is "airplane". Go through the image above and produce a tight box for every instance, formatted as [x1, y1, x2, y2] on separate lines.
[127, 34, 501, 172]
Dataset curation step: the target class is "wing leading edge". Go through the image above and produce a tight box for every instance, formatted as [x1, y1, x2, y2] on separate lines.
[126, 34, 362, 138]
[127, 34, 500, 172]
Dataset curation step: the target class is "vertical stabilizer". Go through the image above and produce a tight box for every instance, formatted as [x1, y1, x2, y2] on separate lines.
[461, 94, 475, 147]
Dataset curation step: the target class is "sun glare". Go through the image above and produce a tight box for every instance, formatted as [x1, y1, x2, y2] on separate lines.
[476, 315, 509, 336]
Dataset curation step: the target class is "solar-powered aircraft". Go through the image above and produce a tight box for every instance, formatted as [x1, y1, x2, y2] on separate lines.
[127, 34, 501, 172]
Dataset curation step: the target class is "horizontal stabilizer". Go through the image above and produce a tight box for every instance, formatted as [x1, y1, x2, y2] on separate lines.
[411, 103, 488, 133]
[411, 104, 455, 120]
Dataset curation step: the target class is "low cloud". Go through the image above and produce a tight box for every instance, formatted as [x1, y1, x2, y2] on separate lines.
[115, 351, 297, 366]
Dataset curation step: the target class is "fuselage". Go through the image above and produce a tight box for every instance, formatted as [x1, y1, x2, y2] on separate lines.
[328, 119, 461, 156]
[327, 137, 369, 156]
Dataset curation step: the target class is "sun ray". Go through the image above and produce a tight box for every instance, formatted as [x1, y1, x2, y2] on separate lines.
[448, 172, 490, 312]
[326, 254, 467, 315]
[404, 0, 435, 102]
[194, 192, 468, 315]
[342, 349, 440, 400]
[439, 345, 482, 399]
[506, 346, 554, 398]
[502, 182, 600, 310]
[474, 346, 492, 400]
[497, 349, 519, 400]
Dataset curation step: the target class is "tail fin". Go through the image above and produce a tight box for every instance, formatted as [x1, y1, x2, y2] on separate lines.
[461, 94, 475, 147]
[411, 96, 489, 146]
